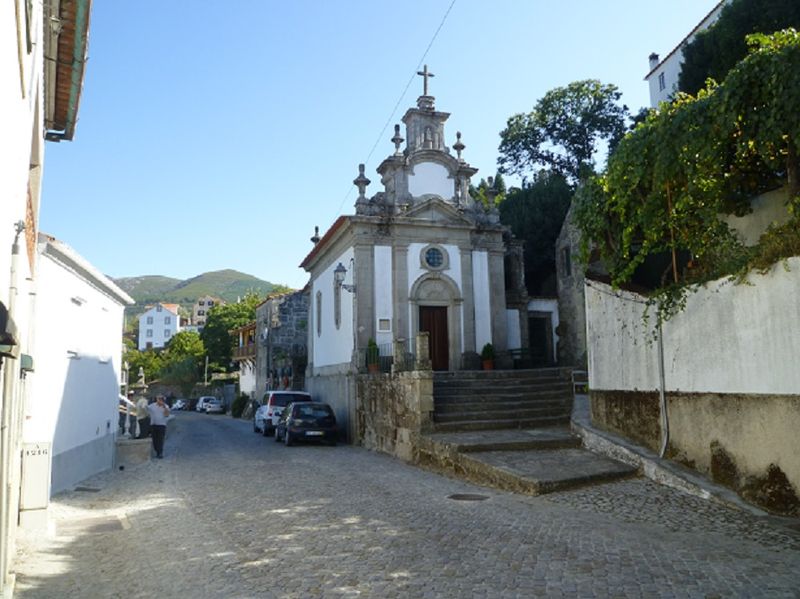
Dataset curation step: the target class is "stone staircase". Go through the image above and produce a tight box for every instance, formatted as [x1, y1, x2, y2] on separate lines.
[418, 369, 638, 495]
[432, 369, 573, 432]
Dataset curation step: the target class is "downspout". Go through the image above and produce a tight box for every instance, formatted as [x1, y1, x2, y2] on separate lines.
[0, 221, 25, 590]
[657, 319, 669, 458]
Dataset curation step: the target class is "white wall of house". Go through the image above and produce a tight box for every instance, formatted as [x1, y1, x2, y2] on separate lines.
[407, 161, 453, 199]
[312, 248, 354, 368]
[373, 245, 393, 347]
[586, 259, 800, 394]
[24, 238, 132, 495]
[1, 1, 47, 580]
[137, 304, 180, 350]
[472, 250, 492, 350]
[645, 1, 727, 107]
[239, 361, 256, 399]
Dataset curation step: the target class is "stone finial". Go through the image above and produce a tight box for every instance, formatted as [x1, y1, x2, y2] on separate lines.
[310, 226, 320, 245]
[391, 124, 404, 155]
[486, 176, 498, 207]
[353, 163, 371, 199]
[453, 131, 465, 161]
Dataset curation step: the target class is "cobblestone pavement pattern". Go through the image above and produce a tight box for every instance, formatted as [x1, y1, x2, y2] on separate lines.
[14, 413, 800, 598]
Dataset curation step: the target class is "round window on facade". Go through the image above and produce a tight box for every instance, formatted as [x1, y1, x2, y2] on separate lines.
[425, 247, 444, 269]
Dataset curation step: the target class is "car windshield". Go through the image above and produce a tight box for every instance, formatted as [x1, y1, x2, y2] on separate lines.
[271, 393, 310, 407]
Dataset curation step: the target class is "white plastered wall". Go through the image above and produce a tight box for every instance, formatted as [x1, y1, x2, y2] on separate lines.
[472, 250, 491, 350]
[24, 251, 125, 462]
[374, 246, 393, 347]
[586, 258, 800, 394]
[408, 161, 452, 199]
[312, 248, 354, 368]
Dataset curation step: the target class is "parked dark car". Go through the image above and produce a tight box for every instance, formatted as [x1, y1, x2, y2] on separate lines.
[254, 391, 312, 436]
[274, 402, 337, 446]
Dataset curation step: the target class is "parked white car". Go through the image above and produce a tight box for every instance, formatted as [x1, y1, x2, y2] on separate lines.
[253, 391, 312, 436]
[196, 396, 215, 412]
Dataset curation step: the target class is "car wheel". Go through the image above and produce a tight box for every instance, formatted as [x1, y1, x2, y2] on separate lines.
[284, 430, 293, 447]
[253, 420, 259, 433]
[262, 424, 271, 437]
[274, 427, 281, 442]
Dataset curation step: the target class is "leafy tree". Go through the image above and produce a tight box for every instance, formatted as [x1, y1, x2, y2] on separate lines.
[679, 0, 800, 96]
[498, 80, 629, 183]
[499, 171, 573, 295]
[124, 348, 164, 385]
[160, 357, 202, 397]
[200, 293, 262, 371]
[164, 330, 205, 363]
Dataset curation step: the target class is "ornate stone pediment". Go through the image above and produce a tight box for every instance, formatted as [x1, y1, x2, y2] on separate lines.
[403, 197, 474, 226]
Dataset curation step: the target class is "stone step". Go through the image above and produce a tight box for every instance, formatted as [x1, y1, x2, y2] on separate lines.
[434, 398, 568, 414]
[421, 427, 582, 453]
[434, 390, 570, 404]
[434, 381, 571, 394]
[434, 405, 569, 423]
[433, 415, 570, 432]
[433, 368, 570, 381]
[457, 448, 638, 495]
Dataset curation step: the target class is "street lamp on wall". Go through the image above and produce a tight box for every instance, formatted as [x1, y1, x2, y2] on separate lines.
[334, 262, 356, 293]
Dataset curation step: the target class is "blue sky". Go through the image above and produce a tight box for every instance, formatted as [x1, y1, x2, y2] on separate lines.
[41, 0, 719, 290]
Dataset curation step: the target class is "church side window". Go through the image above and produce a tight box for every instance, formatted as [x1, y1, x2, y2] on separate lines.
[333, 277, 342, 329]
[316, 291, 322, 337]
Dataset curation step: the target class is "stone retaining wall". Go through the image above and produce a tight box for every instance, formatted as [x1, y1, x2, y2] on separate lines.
[356, 371, 433, 462]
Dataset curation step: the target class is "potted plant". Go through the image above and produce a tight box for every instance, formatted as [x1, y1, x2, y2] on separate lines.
[366, 338, 380, 373]
[481, 343, 495, 370]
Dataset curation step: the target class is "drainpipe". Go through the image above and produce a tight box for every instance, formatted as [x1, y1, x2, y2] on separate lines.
[0, 221, 25, 591]
[657, 319, 669, 458]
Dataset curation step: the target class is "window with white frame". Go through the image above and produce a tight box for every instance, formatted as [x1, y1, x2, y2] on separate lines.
[658, 72, 666, 92]
[146, 329, 153, 338]
[147, 316, 153, 324]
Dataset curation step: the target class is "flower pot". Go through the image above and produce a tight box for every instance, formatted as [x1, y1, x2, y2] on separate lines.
[367, 363, 379, 374]
[482, 359, 494, 371]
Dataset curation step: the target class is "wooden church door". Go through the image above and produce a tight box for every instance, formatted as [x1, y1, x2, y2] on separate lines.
[419, 306, 449, 371]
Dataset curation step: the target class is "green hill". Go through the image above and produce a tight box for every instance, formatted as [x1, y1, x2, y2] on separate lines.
[116, 269, 292, 323]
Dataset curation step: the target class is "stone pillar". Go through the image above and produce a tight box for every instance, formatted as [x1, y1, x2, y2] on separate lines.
[416, 332, 432, 371]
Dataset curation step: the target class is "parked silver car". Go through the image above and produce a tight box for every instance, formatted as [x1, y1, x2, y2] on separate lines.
[205, 398, 224, 414]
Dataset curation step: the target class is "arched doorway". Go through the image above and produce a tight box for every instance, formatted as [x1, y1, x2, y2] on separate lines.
[410, 274, 462, 371]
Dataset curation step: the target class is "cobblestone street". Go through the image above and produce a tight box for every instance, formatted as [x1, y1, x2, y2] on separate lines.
[14, 412, 800, 598]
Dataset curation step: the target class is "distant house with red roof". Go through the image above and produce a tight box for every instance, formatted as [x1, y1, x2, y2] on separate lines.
[138, 302, 182, 350]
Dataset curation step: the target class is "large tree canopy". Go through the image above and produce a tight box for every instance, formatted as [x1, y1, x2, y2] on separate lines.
[200, 293, 262, 371]
[679, 0, 800, 96]
[498, 80, 629, 183]
[499, 171, 573, 295]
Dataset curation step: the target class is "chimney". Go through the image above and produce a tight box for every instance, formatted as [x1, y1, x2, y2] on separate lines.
[649, 53, 660, 70]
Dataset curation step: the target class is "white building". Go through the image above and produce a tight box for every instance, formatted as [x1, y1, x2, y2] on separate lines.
[192, 295, 221, 329]
[300, 76, 529, 439]
[25, 234, 132, 502]
[644, 1, 728, 107]
[138, 303, 181, 350]
[1, 0, 93, 593]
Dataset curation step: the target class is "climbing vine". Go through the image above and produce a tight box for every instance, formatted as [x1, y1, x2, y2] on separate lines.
[575, 30, 800, 323]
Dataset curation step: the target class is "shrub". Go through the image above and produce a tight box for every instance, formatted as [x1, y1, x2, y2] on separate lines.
[231, 394, 248, 418]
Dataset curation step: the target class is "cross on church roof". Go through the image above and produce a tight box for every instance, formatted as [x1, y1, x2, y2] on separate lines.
[416, 64, 435, 96]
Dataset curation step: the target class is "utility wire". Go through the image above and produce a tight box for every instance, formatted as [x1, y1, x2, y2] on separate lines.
[332, 0, 458, 219]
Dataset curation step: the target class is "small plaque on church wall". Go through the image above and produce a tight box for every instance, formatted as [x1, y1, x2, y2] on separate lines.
[378, 319, 391, 332]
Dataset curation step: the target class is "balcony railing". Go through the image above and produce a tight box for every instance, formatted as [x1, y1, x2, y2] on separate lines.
[232, 344, 256, 360]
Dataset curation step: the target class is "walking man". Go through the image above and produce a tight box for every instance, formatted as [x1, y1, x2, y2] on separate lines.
[136, 393, 150, 438]
[147, 395, 170, 459]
